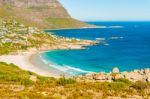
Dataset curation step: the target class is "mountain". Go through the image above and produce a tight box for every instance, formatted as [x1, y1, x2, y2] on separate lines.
[0, 0, 91, 29]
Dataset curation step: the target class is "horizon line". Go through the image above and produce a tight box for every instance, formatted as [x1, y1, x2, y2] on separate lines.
[80, 20, 150, 22]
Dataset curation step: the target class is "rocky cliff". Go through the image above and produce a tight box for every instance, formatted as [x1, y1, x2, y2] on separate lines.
[0, 0, 90, 29]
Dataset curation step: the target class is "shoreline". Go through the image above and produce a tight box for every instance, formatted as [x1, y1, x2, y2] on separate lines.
[0, 48, 76, 78]
[29, 51, 74, 77]
[0, 39, 96, 77]
[76, 68, 150, 82]
[45, 25, 124, 31]
[0, 48, 59, 77]
[44, 26, 107, 31]
[0, 48, 150, 81]
[0, 28, 149, 81]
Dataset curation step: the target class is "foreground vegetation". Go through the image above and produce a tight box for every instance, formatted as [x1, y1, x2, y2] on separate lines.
[0, 62, 149, 98]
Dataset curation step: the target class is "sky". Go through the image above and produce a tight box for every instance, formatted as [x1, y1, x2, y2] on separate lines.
[59, 0, 150, 21]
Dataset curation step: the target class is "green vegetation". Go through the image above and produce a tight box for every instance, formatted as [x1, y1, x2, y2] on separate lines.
[0, 62, 149, 98]
[29, 6, 50, 11]
[131, 81, 150, 90]
[115, 78, 132, 85]
[0, 17, 53, 55]
[56, 77, 76, 86]
[0, 17, 84, 55]
[0, 8, 10, 18]
[0, 2, 91, 30]
[0, 62, 35, 85]
[45, 18, 89, 29]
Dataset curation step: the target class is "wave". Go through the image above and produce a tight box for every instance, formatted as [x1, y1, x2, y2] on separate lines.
[42, 59, 49, 65]
[40, 55, 93, 75]
[96, 25, 124, 28]
[64, 65, 93, 73]
[108, 26, 124, 28]
[41, 58, 68, 72]
[109, 36, 124, 40]
[96, 38, 106, 41]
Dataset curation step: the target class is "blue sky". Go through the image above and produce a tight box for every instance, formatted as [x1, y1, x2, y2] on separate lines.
[59, 0, 150, 21]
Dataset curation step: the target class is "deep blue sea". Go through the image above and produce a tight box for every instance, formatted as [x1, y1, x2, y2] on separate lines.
[42, 22, 150, 76]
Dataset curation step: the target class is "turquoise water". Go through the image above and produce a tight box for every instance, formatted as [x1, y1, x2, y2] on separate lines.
[42, 22, 150, 76]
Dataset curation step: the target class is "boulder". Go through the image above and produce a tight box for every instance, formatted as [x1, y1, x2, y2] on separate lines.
[95, 75, 107, 80]
[85, 73, 94, 80]
[115, 74, 124, 79]
[133, 69, 139, 73]
[144, 68, 150, 74]
[146, 75, 150, 82]
[112, 67, 119, 73]
[139, 70, 144, 75]
[94, 73, 108, 80]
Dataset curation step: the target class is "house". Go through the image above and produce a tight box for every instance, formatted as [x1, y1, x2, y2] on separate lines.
[28, 27, 39, 34]
[1, 38, 12, 43]
[0, 33, 4, 38]
[13, 38, 25, 44]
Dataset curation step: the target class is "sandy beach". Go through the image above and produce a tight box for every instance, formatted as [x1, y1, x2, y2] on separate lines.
[0, 48, 60, 77]
[0, 40, 95, 77]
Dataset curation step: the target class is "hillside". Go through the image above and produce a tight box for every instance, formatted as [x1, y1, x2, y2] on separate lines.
[0, 62, 149, 98]
[0, 16, 95, 55]
[0, 0, 91, 29]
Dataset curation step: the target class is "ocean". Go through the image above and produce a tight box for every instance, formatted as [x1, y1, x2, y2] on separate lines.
[41, 22, 150, 76]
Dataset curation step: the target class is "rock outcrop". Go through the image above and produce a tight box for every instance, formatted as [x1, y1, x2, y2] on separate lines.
[76, 68, 150, 82]
[1, 0, 70, 18]
[112, 67, 119, 73]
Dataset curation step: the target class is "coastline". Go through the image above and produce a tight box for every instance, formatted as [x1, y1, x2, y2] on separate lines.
[0, 48, 59, 77]
[76, 68, 150, 82]
[0, 40, 96, 77]
[30, 51, 74, 77]
[0, 47, 150, 82]
[0, 27, 149, 81]
[44, 26, 107, 31]
[45, 25, 124, 31]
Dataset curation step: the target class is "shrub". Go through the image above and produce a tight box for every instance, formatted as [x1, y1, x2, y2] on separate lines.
[108, 82, 127, 90]
[131, 81, 149, 90]
[115, 78, 131, 85]
[37, 76, 56, 85]
[56, 78, 76, 86]
[21, 79, 33, 86]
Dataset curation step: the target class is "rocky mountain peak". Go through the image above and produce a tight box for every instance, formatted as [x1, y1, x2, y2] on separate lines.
[2, 0, 62, 8]
[0, 0, 89, 29]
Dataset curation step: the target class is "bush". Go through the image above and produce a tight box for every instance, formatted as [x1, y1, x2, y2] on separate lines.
[108, 82, 127, 90]
[0, 62, 34, 86]
[115, 78, 131, 85]
[131, 81, 149, 90]
[56, 78, 76, 86]
[21, 79, 33, 86]
[37, 76, 56, 85]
